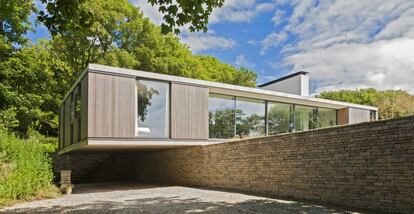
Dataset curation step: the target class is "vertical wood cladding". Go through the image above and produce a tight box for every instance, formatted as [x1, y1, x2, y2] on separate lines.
[171, 83, 209, 139]
[63, 98, 71, 148]
[88, 72, 136, 138]
[337, 108, 349, 125]
[133, 116, 414, 213]
[58, 105, 64, 150]
[80, 76, 88, 140]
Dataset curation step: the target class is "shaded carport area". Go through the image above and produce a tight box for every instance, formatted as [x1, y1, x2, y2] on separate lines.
[0, 182, 361, 213]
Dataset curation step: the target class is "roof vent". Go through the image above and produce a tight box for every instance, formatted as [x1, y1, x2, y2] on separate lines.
[258, 71, 309, 96]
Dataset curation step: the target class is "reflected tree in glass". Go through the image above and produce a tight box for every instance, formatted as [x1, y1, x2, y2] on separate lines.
[136, 79, 169, 138]
[235, 97, 265, 138]
[267, 102, 292, 135]
[136, 81, 158, 122]
[208, 94, 235, 139]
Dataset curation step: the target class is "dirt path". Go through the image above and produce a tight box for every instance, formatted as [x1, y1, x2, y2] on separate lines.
[0, 182, 361, 213]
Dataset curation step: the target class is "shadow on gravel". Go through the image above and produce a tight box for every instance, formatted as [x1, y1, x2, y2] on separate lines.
[1, 196, 358, 214]
[72, 182, 165, 194]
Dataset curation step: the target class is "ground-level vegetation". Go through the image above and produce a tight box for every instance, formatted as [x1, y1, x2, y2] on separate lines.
[0, 127, 59, 206]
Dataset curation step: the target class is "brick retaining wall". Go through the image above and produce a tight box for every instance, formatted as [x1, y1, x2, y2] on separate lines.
[132, 116, 414, 213]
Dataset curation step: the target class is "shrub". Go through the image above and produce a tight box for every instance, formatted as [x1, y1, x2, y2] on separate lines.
[0, 127, 59, 206]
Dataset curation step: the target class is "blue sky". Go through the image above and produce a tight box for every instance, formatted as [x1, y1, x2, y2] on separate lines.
[29, 0, 414, 94]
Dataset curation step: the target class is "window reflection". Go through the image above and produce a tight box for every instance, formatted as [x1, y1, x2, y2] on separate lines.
[294, 105, 315, 131]
[268, 102, 293, 134]
[235, 97, 265, 138]
[136, 79, 169, 138]
[317, 108, 337, 128]
[208, 94, 235, 139]
[294, 105, 337, 131]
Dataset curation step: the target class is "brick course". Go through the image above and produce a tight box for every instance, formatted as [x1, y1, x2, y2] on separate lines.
[53, 116, 414, 213]
[131, 116, 414, 213]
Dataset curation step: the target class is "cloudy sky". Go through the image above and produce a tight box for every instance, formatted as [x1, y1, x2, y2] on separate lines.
[30, 0, 414, 94]
[133, 0, 414, 94]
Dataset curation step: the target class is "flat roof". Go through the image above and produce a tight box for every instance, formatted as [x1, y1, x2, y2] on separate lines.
[64, 64, 376, 111]
[258, 71, 308, 87]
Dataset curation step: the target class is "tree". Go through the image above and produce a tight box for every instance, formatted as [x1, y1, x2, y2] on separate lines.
[42, 0, 256, 86]
[39, 0, 224, 35]
[147, 0, 224, 34]
[0, 0, 257, 137]
[0, 0, 35, 58]
[318, 88, 414, 119]
[0, 40, 70, 136]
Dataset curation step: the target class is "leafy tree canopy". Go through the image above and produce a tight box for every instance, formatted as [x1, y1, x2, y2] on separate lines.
[318, 88, 414, 119]
[0, 0, 256, 137]
[38, 0, 224, 35]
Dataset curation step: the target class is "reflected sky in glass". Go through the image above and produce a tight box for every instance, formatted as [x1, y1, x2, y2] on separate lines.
[136, 80, 169, 138]
[236, 97, 266, 137]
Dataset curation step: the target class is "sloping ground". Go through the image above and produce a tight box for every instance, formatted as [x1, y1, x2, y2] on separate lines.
[0, 182, 361, 213]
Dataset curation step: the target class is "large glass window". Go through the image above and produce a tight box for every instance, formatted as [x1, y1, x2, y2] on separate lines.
[267, 102, 293, 135]
[370, 110, 376, 121]
[317, 107, 337, 128]
[294, 105, 316, 131]
[208, 94, 235, 139]
[294, 105, 337, 131]
[136, 79, 170, 138]
[235, 97, 266, 138]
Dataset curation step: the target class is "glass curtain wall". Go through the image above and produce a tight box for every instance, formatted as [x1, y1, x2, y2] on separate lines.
[207, 93, 339, 138]
[208, 94, 235, 139]
[267, 102, 293, 135]
[317, 107, 337, 128]
[136, 79, 170, 138]
[294, 105, 315, 131]
[294, 105, 337, 131]
[235, 97, 266, 138]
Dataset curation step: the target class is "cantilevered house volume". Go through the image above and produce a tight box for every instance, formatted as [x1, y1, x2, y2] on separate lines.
[58, 64, 377, 154]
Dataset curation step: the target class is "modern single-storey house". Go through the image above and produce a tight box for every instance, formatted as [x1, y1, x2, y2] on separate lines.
[58, 64, 377, 154]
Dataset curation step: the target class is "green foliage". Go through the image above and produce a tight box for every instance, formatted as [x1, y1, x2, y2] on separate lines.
[0, 41, 70, 136]
[0, 0, 256, 137]
[0, 0, 35, 45]
[318, 88, 414, 119]
[0, 127, 58, 205]
[39, 0, 224, 35]
[148, 0, 224, 34]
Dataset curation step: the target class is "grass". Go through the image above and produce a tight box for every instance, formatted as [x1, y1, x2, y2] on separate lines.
[0, 127, 60, 207]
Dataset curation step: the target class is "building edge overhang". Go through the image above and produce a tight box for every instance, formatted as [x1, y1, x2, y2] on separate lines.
[82, 64, 377, 111]
[258, 71, 309, 88]
[58, 138, 227, 155]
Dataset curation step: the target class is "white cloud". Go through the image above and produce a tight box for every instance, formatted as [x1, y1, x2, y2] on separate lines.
[210, 0, 274, 23]
[287, 38, 414, 94]
[235, 54, 255, 68]
[263, 0, 414, 93]
[132, 0, 163, 24]
[180, 33, 236, 53]
[271, 10, 285, 26]
[260, 32, 287, 55]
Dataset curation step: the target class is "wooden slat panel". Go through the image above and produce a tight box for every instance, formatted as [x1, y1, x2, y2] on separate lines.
[171, 83, 208, 139]
[64, 97, 71, 148]
[88, 72, 136, 138]
[80, 76, 88, 140]
[338, 108, 349, 125]
[73, 85, 80, 144]
[58, 105, 64, 149]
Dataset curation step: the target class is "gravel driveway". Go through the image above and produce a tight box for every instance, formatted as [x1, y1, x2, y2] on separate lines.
[1, 182, 361, 213]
